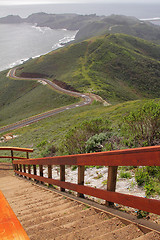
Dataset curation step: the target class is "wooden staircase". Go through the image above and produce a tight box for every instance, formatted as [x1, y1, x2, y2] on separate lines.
[0, 165, 159, 240]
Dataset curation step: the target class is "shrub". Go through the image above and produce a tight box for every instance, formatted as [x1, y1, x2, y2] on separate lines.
[135, 166, 160, 196]
[123, 100, 160, 146]
[119, 171, 132, 179]
[85, 132, 108, 153]
[62, 118, 110, 155]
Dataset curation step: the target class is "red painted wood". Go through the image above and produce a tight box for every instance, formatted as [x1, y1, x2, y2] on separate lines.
[0, 191, 30, 239]
[0, 156, 30, 160]
[13, 145, 160, 166]
[0, 147, 33, 152]
[15, 170, 160, 215]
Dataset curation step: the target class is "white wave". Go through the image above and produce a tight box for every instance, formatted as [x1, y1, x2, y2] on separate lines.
[59, 30, 78, 44]
[52, 30, 78, 50]
[52, 43, 63, 50]
[140, 17, 160, 21]
[32, 24, 52, 34]
[9, 58, 30, 68]
[32, 55, 41, 59]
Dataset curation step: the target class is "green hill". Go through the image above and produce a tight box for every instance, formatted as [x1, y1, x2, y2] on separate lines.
[17, 33, 160, 104]
[75, 15, 160, 44]
[0, 71, 77, 127]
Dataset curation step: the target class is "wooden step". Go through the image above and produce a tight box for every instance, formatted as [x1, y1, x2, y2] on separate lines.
[25, 208, 98, 230]
[0, 171, 159, 240]
[55, 217, 123, 240]
[92, 224, 144, 240]
[19, 204, 84, 224]
[134, 231, 160, 240]
[29, 211, 107, 240]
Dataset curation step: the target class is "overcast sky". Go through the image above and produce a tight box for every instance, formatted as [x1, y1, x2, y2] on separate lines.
[0, 0, 160, 5]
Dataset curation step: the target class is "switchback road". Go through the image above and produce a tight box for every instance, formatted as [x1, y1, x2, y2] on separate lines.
[0, 68, 93, 134]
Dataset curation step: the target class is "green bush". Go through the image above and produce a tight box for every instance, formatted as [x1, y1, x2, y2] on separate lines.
[123, 100, 160, 146]
[85, 132, 108, 153]
[119, 171, 132, 179]
[135, 167, 149, 186]
[62, 118, 110, 155]
[135, 166, 160, 196]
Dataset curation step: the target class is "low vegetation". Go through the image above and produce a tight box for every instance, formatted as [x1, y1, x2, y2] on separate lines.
[0, 70, 78, 126]
[17, 33, 160, 104]
[1, 98, 160, 197]
[0, 27, 160, 199]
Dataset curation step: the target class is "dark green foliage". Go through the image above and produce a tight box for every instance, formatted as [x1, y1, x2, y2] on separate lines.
[135, 167, 160, 196]
[85, 132, 108, 153]
[61, 118, 110, 155]
[119, 171, 132, 179]
[136, 210, 149, 219]
[123, 100, 160, 146]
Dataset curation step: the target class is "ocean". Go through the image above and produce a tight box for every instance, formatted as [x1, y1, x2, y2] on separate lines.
[0, 3, 160, 72]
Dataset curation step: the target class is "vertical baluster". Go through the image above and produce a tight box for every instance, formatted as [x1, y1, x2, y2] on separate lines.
[78, 166, 85, 198]
[48, 165, 52, 187]
[33, 165, 37, 182]
[23, 164, 26, 178]
[106, 166, 118, 206]
[11, 150, 14, 164]
[26, 152, 31, 180]
[39, 165, 43, 184]
[60, 165, 65, 192]
[19, 164, 22, 177]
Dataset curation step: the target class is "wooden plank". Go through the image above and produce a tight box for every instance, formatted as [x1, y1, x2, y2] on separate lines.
[39, 165, 43, 184]
[28, 165, 31, 180]
[33, 165, 37, 182]
[13, 145, 160, 166]
[78, 166, 85, 198]
[48, 165, 52, 187]
[0, 191, 30, 239]
[14, 171, 160, 216]
[60, 165, 65, 192]
[23, 164, 26, 179]
[20, 164, 22, 173]
[0, 147, 33, 152]
[106, 166, 118, 206]
[0, 156, 28, 159]
[11, 150, 14, 164]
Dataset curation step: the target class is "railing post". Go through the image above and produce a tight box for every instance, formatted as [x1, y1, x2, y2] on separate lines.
[11, 149, 16, 174]
[23, 164, 26, 178]
[19, 164, 22, 177]
[11, 150, 14, 164]
[33, 165, 37, 182]
[26, 152, 29, 159]
[60, 165, 65, 192]
[39, 165, 43, 184]
[27, 152, 31, 180]
[78, 166, 85, 198]
[48, 165, 52, 187]
[106, 166, 118, 207]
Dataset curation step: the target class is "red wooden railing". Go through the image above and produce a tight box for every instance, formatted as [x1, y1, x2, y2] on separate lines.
[0, 147, 34, 162]
[13, 146, 160, 215]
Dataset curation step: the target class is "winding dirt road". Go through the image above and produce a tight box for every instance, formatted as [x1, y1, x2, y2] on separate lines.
[0, 68, 93, 134]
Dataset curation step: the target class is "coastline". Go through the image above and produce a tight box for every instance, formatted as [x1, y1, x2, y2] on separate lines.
[0, 24, 78, 73]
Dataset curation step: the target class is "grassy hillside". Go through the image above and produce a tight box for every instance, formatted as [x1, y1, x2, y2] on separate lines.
[0, 70, 78, 127]
[75, 15, 160, 44]
[17, 33, 160, 104]
[0, 98, 149, 159]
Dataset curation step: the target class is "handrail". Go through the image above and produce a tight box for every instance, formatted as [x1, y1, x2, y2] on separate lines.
[0, 147, 34, 152]
[13, 146, 160, 215]
[0, 191, 30, 239]
[0, 147, 34, 162]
